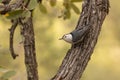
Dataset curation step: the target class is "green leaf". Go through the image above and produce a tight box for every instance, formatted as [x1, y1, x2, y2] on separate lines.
[63, 9, 71, 20]
[24, 0, 28, 3]
[0, 70, 16, 80]
[0, 68, 7, 73]
[6, 10, 24, 19]
[22, 10, 31, 18]
[63, 0, 69, 3]
[0, 0, 2, 3]
[71, 3, 80, 14]
[63, 1, 71, 9]
[39, 4, 47, 14]
[21, 10, 31, 23]
[28, 0, 38, 10]
[50, 0, 56, 7]
[71, 0, 82, 2]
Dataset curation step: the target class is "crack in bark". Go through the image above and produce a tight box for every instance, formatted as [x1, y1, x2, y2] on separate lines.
[51, 0, 109, 80]
[0, 0, 39, 80]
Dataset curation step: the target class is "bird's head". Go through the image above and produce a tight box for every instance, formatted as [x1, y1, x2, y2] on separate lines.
[59, 34, 73, 43]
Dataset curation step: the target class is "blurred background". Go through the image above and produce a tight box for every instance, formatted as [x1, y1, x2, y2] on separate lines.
[0, 0, 120, 80]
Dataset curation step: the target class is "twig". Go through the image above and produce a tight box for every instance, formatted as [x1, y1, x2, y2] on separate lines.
[37, 0, 42, 3]
[0, 0, 24, 15]
[25, 0, 30, 8]
[9, 19, 19, 59]
[2, 0, 11, 5]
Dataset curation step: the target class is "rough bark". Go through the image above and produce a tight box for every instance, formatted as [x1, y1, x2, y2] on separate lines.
[19, 0, 39, 79]
[9, 19, 19, 59]
[0, 0, 23, 14]
[51, 0, 109, 80]
[19, 15, 39, 80]
[0, 0, 39, 80]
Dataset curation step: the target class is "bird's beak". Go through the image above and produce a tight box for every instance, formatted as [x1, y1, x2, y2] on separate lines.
[59, 37, 63, 40]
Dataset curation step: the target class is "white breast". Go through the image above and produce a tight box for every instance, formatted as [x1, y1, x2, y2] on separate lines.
[64, 34, 73, 43]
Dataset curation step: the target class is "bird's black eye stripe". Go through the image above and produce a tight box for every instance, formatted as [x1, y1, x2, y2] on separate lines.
[63, 35, 66, 38]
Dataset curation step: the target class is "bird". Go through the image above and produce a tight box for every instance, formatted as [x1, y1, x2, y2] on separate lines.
[59, 25, 90, 44]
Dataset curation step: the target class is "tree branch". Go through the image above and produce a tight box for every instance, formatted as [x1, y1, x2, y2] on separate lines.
[0, 0, 23, 14]
[19, 13, 39, 80]
[51, 0, 110, 80]
[9, 19, 19, 59]
[1, 0, 39, 79]
[2, 0, 11, 5]
[37, 0, 42, 3]
[18, 0, 39, 79]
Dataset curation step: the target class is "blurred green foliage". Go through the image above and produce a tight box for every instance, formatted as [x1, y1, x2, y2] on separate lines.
[4, 0, 82, 20]
[0, 70, 16, 80]
[0, 67, 16, 80]
[0, 0, 120, 80]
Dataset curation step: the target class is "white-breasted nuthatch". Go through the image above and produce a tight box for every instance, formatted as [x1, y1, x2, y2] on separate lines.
[59, 25, 90, 44]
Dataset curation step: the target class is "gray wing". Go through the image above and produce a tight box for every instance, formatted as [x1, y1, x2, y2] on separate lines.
[70, 26, 90, 43]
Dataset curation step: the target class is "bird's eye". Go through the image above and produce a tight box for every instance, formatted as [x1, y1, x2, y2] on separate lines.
[64, 35, 66, 38]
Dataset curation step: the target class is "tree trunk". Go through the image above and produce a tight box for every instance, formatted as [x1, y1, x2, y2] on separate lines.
[20, 14, 39, 80]
[51, 0, 109, 80]
[0, 0, 39, 80]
